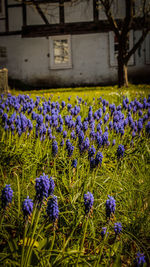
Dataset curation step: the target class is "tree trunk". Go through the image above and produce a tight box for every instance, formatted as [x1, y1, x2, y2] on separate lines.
[118, 53, 128, 88]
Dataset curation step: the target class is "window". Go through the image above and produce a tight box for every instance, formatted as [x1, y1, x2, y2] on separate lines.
[0, 47, 7, 58]
[109, 31, 134, 67]
[49, 35, 72, 69]
[0, 0, 5, 18]
[145, 33, 150, 65]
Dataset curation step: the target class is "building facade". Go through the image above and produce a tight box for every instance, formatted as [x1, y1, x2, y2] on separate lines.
[0, 0, 150, 88]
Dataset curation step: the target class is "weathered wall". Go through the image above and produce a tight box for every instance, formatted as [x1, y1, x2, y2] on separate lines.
[0, 32, 150, 88]
[0, 0, 150, 88]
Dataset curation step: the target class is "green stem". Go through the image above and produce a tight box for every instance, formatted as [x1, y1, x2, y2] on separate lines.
[47, 229, 56, 265]
[20, 220, 28, 267]
[95, 222, 110, 267]
[76, 216, 89, 266]
[23, 206, 42, 267]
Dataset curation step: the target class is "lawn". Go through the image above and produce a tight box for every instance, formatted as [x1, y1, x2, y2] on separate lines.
[0, 84, 150, 266]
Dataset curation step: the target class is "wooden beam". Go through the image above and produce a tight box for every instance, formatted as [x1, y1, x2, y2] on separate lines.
[7, 4, 23, 8]
[93, 0, 99, 22]
[33, 1, 49, 24]
[21, 17, 148, 38]
[22, 21, 112, 37]
[5, 0, 9, 32]
[24, 0, 70, 4]
[59, 0, 64, 24]
[22, 1, 27, 27]
[0, 31, 22, 36]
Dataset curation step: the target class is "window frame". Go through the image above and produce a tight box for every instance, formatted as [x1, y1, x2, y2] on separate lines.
[145, 33, 150, 65]
[0, 46, 7, 58]
[109, 31, 134, 67]
[49, 35, 72, 70]
[0, 0, 5, 18]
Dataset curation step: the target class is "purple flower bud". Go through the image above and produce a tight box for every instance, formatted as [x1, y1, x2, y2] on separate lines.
[117, 144, 125, 159]
[84, 192, 94, 214]
[114, 222, 122, 235]
[46, 196, 59, 222]
[135, 252, 146, 267]
[35, 173, 50, 202]
[106, 195, 116, 218]
[22, 196, 33, 217]
[1, 185, 13, 208]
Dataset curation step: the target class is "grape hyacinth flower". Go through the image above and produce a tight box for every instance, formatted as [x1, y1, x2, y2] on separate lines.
[101, 227, 109, 239]
[117, 144, 125, 159]
[112, 139, 116, 146]
[84, 192, 94, 214]
[106, 195, 116, 218]
[135, 252, 146, 267]
[22, 196, 33, 218]
[145, 121, 150, 136]
[1, 184, 13, 208]
[95, 151, 103, 167]
[35, 173, 50, 202]
[114, 222, 122, 236]
[52, 140, 58, 157]
[72, 159, 77, 168]
[46, 196, 59, 222]
[88, 145, 96, 159]
[49, 177, 55, 195]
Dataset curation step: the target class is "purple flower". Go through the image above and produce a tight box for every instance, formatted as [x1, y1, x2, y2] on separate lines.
[63, 131, 67, 138]
[145, 121, 150, 136]
[61, 101, 65, 108]
[88, 145, 96, 158]
[117, 144, 125, 159]
[46, 195, 59, 222]
[114, 222, 122, 235]
[22, 196, 33, 217]
[1, 184, 13, 208]
[66, 139, 74, 157]
[95, 151, 103, 166]
[72, 159, 77, 168]
[112, 139, 116, 146]
[35, 173, 50, 202]
[135, 252, 146, 267]
[84, 192, 94, 214]
[106, 195, 116, 218]
[101, 227, 109, 239]
[52, 140, 58, 156]
[49, 177, 55, 195]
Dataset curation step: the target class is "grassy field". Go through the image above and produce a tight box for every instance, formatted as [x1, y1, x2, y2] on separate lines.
[0, 84, 150, 266]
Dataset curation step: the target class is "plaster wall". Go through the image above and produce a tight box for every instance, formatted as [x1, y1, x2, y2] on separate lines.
[0, 0, 149, 88]
[0, 32, 149, 88]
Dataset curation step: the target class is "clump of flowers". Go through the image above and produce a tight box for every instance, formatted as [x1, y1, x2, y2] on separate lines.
[84, 192, 94, 214]
[35, 173, 50, 202]
[22, 196, 33, 218]
[1, 184, 13, 208]
[46, 195, 59, 222]
[114, 222, 122, 236]
[117, 144, 125, 159]
[135, 252, 146, 267]
[106, 195, 116, 218]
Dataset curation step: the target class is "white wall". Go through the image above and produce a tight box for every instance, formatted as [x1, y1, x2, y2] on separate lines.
[0, 0, 149, 87]
[0, 30, 149, 87]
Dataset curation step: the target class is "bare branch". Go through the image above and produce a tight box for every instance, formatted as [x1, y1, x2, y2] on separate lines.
[99, 0, 120, 38]
[125, 29, 149, 63]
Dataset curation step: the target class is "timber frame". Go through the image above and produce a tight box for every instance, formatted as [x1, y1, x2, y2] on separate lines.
[0, 0, 149, 37]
